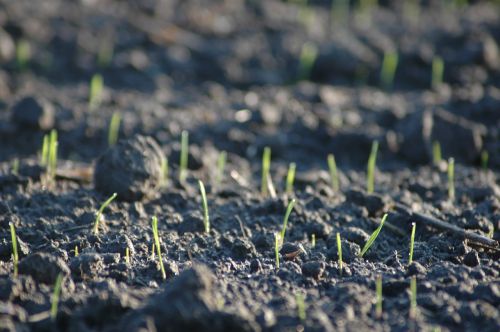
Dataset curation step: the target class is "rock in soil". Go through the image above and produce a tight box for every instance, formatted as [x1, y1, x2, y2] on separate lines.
[10, 96, 55, 130]
[18, 252, 70, 284]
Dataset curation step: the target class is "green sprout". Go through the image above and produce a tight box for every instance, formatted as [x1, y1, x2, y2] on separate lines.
[409, 222, 416, 265]
[298, 42, 318, 81]
[9, 222, 18, 277]
[41, 134, 49, 166]
[261, 147, 271, 196]
[481, 151, 488, 171]
[11, 158, 19, 176]
[16, 39, 31, 71]
[93, 192, 117, 235]
[409, 276, 417, 319]
[280, 199, 296, 241]
[311, 233, 316, 248]
[431, 56, 444, 89]
[89, 74, 103, 111]
[108, 112, 121, 146]
[45, 129, 58, 180]
[380, 51, 398, 90]
[285, 162, 296, 194]
[179, 130, 189, 183]
[295, 293, 306, 321]
[359, 213, 388, 257]
[152, 216, 166, 280]
[198, 180, 210, 234]
[74, 246, 79, 257]
[327, 153, 339, 191]
[125, 247, 130, 265]
[214, 151, 227, 188]
[376, 275, 383, 319]
[161, 156, 169, 187]
[432, 141, 442, 166]
[50, 273, 63, 321]
[337, 232, 343, 274]
[274, 233, 281, 269]
[366, 141, 379, 194]
[447, 158, 455, 201]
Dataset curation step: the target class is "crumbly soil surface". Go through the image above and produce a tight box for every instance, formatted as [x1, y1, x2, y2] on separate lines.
[0, 1, 499, 331]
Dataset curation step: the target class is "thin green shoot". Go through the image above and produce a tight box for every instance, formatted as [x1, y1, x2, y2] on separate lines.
[261, 147, 271, 196]
[295, 293, 306, 321]
[337, 232, 343, 274]
[409, 276, 417, 319]
[327, 154, 339, 191]
[274, 233, 281, 269]
[298, 42, 318, 81]
[179, 130, 189, 183]
[214, 151, 227, 188]
[161, 156, 169, 187]
[432, 141, 442, 166]
[152, 216, 166, 280]
[41, 134, 49, 166]
[280, 199, 296, 241]
[366, 141, 379, 194]
[16, 39, 31, 70]
[448, 158, 455, 201]
[93, 192, 117, 235]
[481, 151, 488, 171]
[48, 129, 58, 179]
[11, 158, 19, 176]
[409, 222, 416, 265]
[359, 213, 388, 257]
[285, 162, 296, 194]
[198, 180, 210, 234]
[108, 112, 121, 146]
[50, 273, 63, 321]
[9, 222, 18, 277]
[376, 275, 382, 319]
[431, 56, 444, 89]
[125, 247, 130, 265]
[380, 51, 398, 90]
[89, 74, 103, 111]
[311, 234, 316, 248]
[74, 246, 79, 257]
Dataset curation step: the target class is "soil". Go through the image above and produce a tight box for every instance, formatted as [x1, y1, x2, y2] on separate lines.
[0, 1, 499, 331]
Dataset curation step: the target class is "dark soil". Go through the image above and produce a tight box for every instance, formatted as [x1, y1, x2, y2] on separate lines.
[1, 1, 499, 331]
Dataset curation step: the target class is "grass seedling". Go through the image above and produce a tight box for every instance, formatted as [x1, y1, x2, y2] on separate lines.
[214, 151, 227, 188]
[16, 39, 31, 71]
[280, 199, 296, 241]
[274, 233, 281, 269]
[152, 216, 166, 280]
[481, 151, 488, 171]
[9, 222, 18, 277]
[125, 247, 130, 265]
[409, 222, 416, 265]
[337, 232, 343, 274]
[40, 134, 49, 166]
[261, 147, 271, 196]
[108, 112, 121, 146]
[45, 129, 58, 180]
[285, 162, 296, 194]
[298, 42, 318, 81]
[311, 234, 316, 248]
[359, 213, 388, 257]
[198, 180, 210, 234]
[432, 141, 442, 166]
[380, 51, 398, 90]
[161, 156, 169, 187]
[409, 276, 417, 319]
[50, 273, 63, 321]
[376, 275, 382, 319]
[366, 141, 379, 194]
[431, 56, 444, 89]
[93, 193, 117, 235]
[11, 158, 19, 176]
[179, 130, 189, 183]
[447, 157, 455, 201]
[74, 246, 79, 257]
[327, 154, 339, 191]
[296, 293, 306, 321]
[88, 74, 103, 111]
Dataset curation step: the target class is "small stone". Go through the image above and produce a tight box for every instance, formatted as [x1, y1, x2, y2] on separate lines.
[280, 243, 305, 261]
[18, 252, 70, 284]
[10, 96, 54, 130]
[94, 135, 164, 201]
[406, 261, 427, 276]
[178, 211, 206, 234]
[250, 259, 262, 273]
[231, 238, 256, 259]
[301, 261, 325, 280]
[345, 189, 390, 216]
[70, 253, 104, 281]
[341, 227, 370, 246]
[463, 250, 480, 267]
[163, 260, 179, 278]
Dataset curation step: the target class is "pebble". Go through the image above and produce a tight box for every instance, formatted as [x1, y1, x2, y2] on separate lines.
[10, 96, 54, 130]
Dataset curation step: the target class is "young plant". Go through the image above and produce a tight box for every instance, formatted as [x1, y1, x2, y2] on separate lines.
[74, 246, 79, 257]
[337, 232, 343, 274]
[108, 112, 121, 146]
[298, 42, 318, 81]
[380, 51, 399, 90]
[280, 199, 296, 241]
[261, 147, 271, 196]
[409, 276, 417, 319]
[432, 141, 442, 166]
[40, 134, 49, 166]
[179, 130, 189, 183]
[481, 151, 488, 171]
[198, 180, 210, 234]
[16, 39, 31, 70]
[285, 162, 296, 194]
[214, 151, 227, 188]
[50, 273, 63, 321]
[125, 247, 130, 265]
[359, 213, 388, 257]
[11, 158, 19, 176]
[47, 129, 58, 180]
[295, 293, 306, 321]
[311, 233, 316, 248]
[376, 275, 383, 319]
[9, 222, 18, 277]
[447, 157, 455, 201]
[366, 141, 379, 194]
[409, 222, 416, 265]
[89, 74, 104, 111]
[152, 216, 166, 280]
[93, 192, 117, 235]
[327, 154, 339, 191]
[274, 232, 281, 269]
[431, 56, 444, 89]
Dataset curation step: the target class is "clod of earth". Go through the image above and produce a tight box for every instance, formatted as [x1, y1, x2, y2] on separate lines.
[10, 96, 54, 130]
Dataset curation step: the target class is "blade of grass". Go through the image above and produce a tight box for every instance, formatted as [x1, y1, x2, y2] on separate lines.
[376, 275, 382, 319]
[198, 180, 210, 234]
[89, 74, 103, 111]
[274, 233, 281, 269]
[359, 213, 388, 257]
[380, 51, 398, 90]
[337, 232, 343, 274]
[408, 222, 416, 265]
[93, 193, 117, 235]
[285, 162, 296, 194]
[280, 199, 296, 241]
[366, 141, 379, 194]
[50, 273, 63, 321]
[447, 158, 455, 201]
[179, 130, 189, 183]
[108, 112, 121, 146]
[432, 141, 442, 166]
[152, 216, 166, 280]
[9, 222, 18, 277]
[327, 153, 339, 191]
[296, 293, 306, 321]
[261, 147, 271, 196]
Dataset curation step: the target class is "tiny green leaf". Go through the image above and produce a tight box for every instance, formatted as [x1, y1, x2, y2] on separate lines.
[359, 213, 388, 257]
